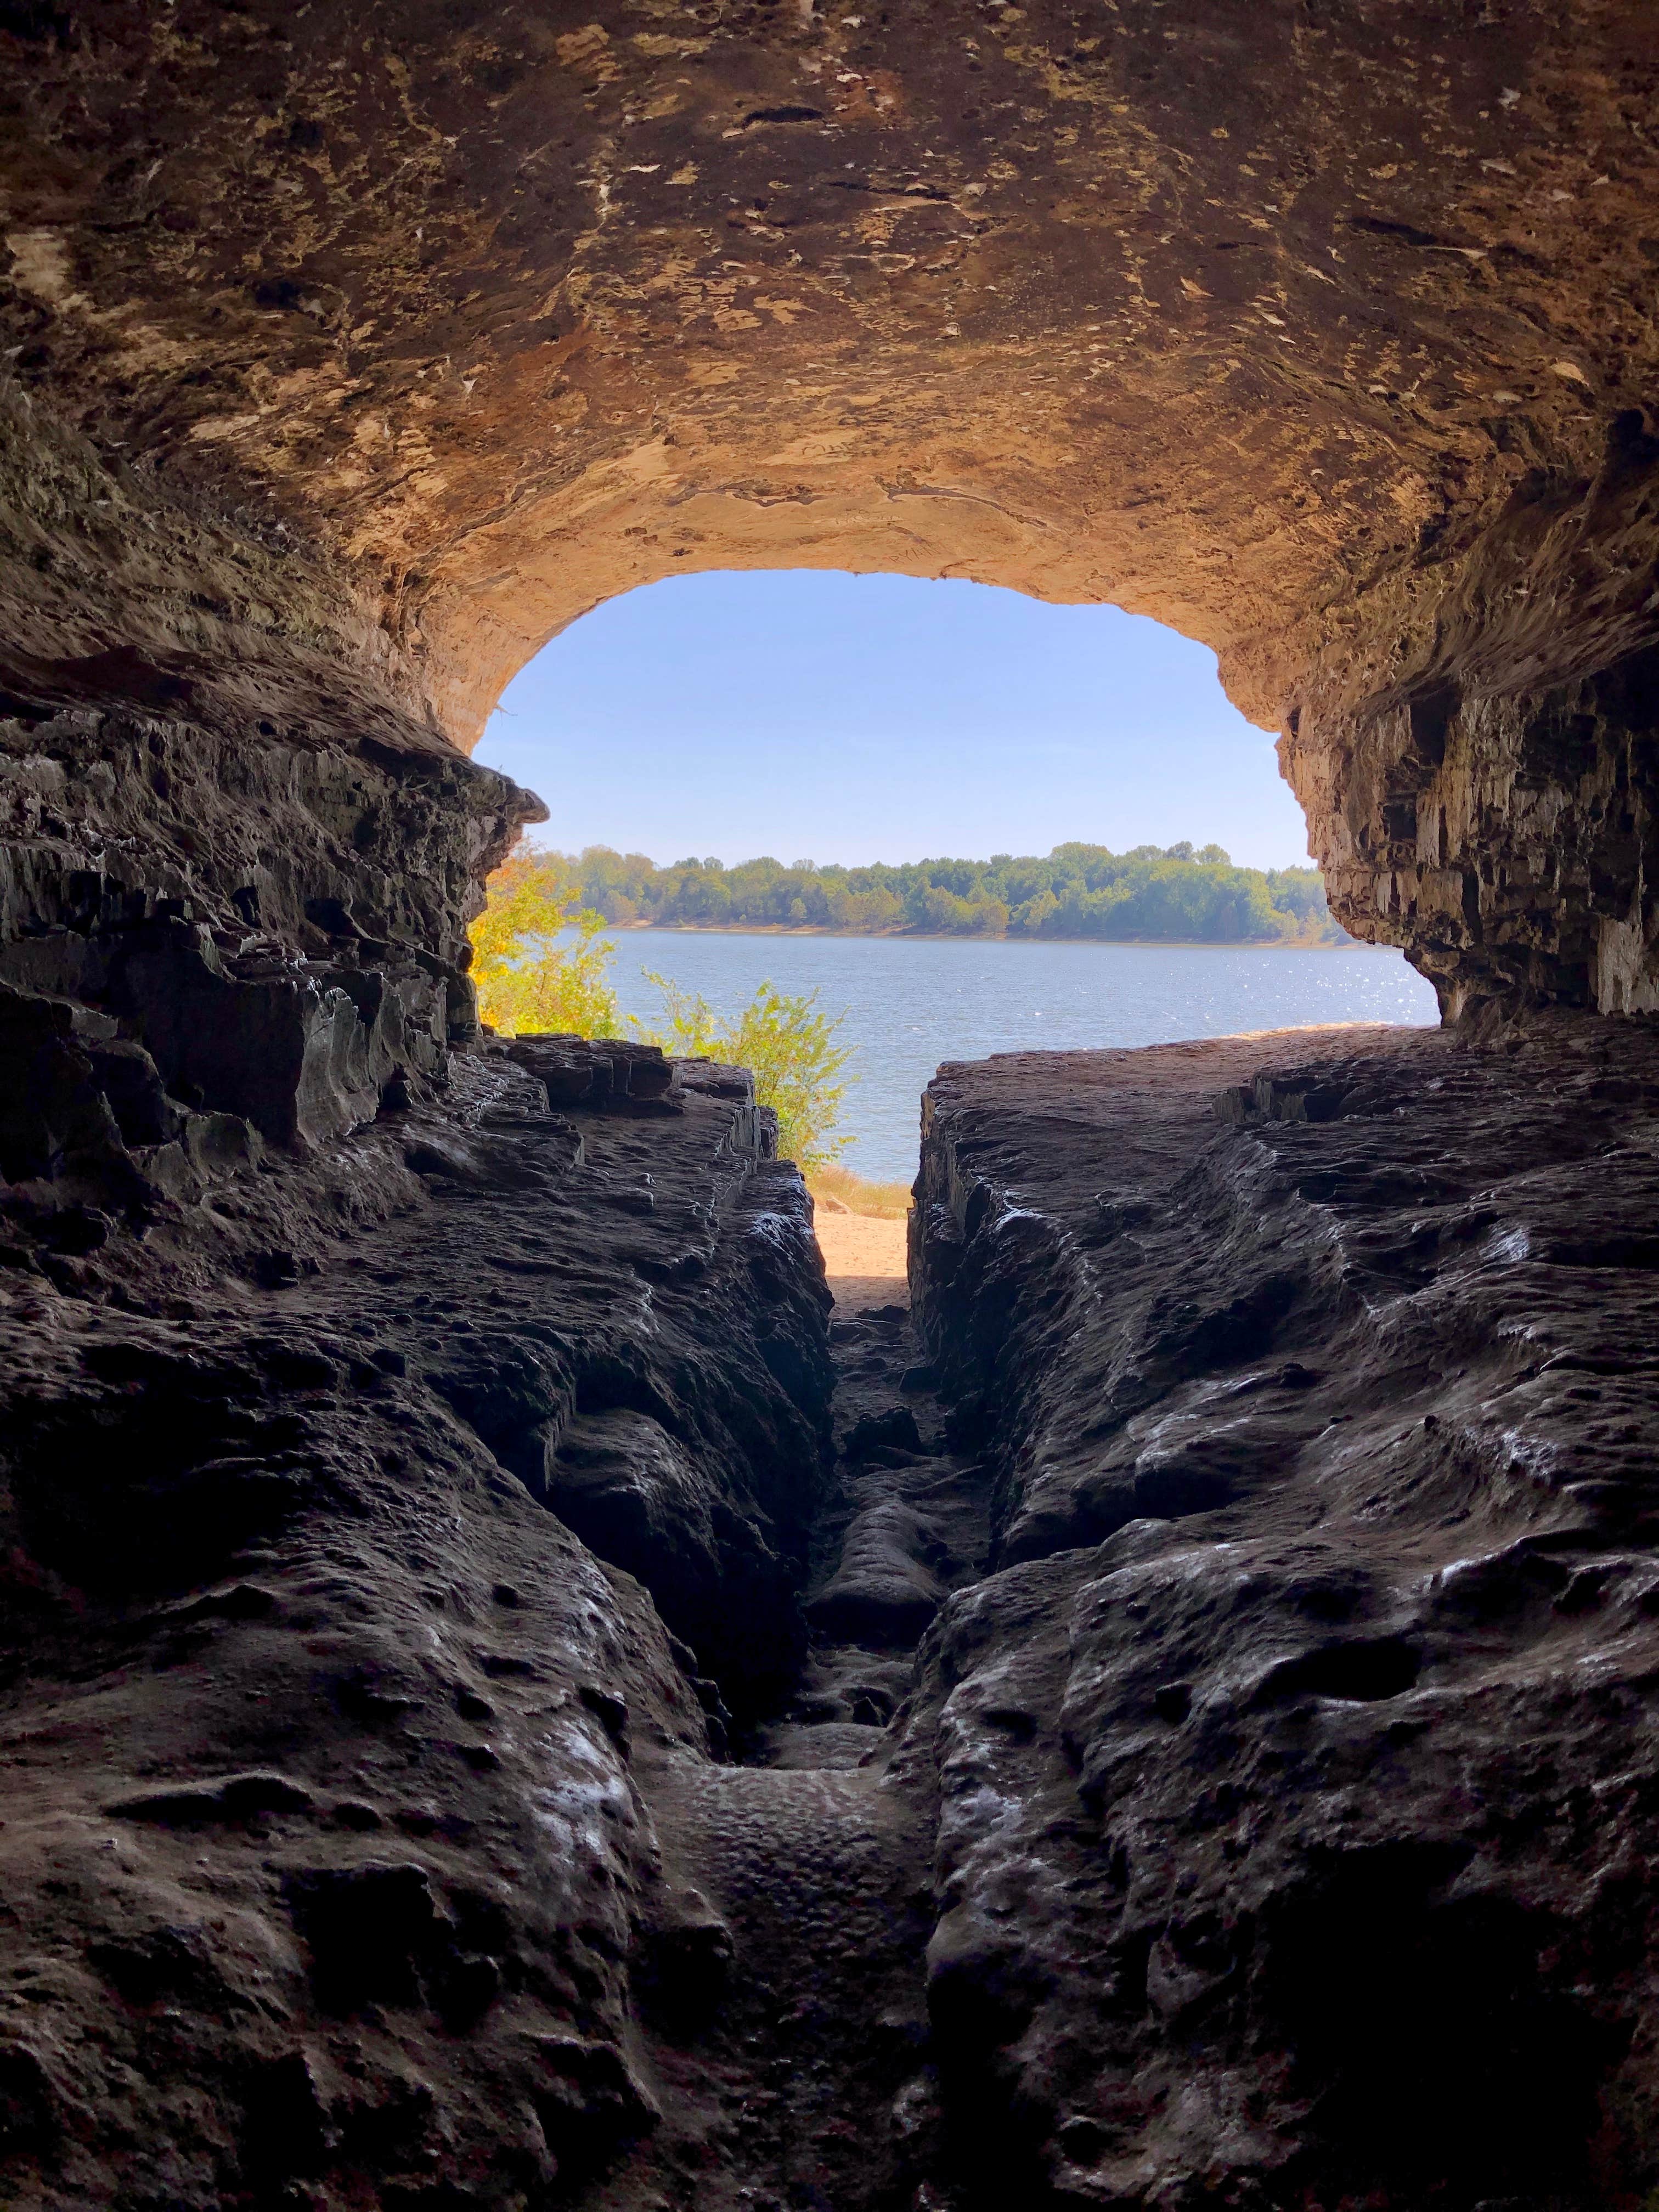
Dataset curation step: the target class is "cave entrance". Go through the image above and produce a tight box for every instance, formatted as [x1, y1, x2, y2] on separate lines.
[467, 568, 1438, 1217]
[474, 569, 1306, 879]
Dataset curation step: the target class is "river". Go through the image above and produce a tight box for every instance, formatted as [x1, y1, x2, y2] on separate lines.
[612, 929, 1440, 1182]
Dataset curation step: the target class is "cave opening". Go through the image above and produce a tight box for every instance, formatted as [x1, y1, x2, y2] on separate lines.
[467, 565, 1437, 1199]
[3, 2, 1659, 2207]
[472, 568, 1309, 875]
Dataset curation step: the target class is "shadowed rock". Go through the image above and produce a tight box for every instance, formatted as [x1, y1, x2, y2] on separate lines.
[0, 4, 1657, 2207]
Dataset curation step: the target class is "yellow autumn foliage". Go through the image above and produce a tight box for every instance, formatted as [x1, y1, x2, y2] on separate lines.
[469, 856, 620, 1038]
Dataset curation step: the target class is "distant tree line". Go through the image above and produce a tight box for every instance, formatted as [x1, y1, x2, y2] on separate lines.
[521, 842, 1348, 945]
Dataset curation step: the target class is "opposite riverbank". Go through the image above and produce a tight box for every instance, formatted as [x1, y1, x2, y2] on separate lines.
[606, 919, 1355, 950]
[520, 842, 1349, 947]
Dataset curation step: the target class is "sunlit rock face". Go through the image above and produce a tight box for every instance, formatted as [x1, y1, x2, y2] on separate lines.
[2, 0, 1657, 1011]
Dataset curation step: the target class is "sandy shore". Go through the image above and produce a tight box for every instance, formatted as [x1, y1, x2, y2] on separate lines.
[814, 1211, 909, 1312]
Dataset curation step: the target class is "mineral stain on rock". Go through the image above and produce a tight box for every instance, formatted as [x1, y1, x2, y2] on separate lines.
[0, 2, 1657, 2207]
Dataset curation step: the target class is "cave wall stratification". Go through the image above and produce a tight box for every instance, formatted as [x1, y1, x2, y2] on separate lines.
[0, 8, 1657, 2209]
[1, 0, 1657, 1017]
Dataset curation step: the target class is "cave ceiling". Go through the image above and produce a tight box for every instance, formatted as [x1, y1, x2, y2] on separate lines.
[2, 0, 1655, 741]
[3, 1, 1658, 1007]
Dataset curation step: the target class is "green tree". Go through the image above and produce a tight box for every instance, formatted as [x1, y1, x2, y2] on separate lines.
[635, 974, 851, 1170]
[1011, 888, 1059, 935]
[514, 841, 1348, 946]
[918, 884, 975, 932]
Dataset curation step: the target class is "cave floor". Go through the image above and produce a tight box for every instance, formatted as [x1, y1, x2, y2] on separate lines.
[8, 1018, 1659, 2207]
[628, 1267, 998, 2211]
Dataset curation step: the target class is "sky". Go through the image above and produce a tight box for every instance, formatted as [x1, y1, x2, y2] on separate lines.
[474, 570, 1315, 873]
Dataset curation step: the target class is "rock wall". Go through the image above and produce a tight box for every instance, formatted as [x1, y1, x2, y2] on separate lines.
[13, 1007, 1659, 2210]
[907, 1021, 1659, 2205]
[3, 1, 1658, 1013]
[0, 383, 549, 1242]
[1284, 438, 1659, 1014]
[0, 693, 535, 1260]
[0, 1036, 835, 2209]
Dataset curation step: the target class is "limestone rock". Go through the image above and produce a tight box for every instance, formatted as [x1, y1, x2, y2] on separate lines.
[0, 6, 1656, 1009]
[906, 1020, 1659, 2206]
[0, 1042, 832, 2209]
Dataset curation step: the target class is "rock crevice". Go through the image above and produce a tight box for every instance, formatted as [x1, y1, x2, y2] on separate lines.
[7, 995, 1659, 2207]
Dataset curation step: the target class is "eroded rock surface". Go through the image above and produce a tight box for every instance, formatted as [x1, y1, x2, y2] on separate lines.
[10, 998, 1659, 2207]
[2, 3, 1658, 1008]
[0, 1038, 834, 2208]
[905, 1020, 1659, 2207]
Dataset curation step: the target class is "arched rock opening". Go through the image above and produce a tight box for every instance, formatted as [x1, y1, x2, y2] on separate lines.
[4, 14, 1659, 2212]
[2, 0, 1657, 1034]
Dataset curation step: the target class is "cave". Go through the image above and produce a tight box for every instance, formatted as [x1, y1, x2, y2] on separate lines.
[2, 4, 1658, 2207]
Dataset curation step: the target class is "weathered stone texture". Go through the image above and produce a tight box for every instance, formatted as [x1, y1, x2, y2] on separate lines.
[2, 0, 1657, 1007]
[905, 1023, 1659, 2205]
[16, 1013, 1659, 2209]
[0, 1041, 836, 2210]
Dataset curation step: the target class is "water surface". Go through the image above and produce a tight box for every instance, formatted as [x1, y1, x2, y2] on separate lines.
[618, 930, 1438, 1181]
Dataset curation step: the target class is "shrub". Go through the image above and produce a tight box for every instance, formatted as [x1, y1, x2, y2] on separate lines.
[469, 863, 855, 1170]
[635, 973, 851, 1171]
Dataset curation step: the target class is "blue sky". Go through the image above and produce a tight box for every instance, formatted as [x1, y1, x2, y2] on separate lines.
[475, 571, 1314, 872]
